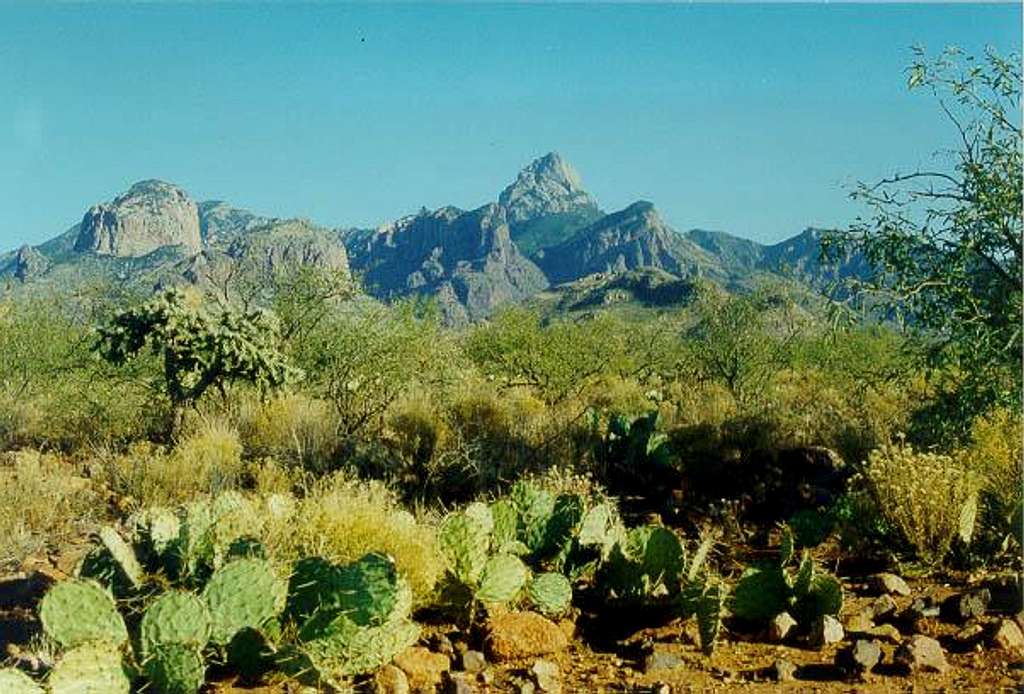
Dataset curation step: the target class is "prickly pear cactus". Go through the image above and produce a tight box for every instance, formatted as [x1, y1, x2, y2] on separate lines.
[226, 627, 274, 680]
[438, 512, 489, 584]
[509, 481, 556, 554]
[476, 553, 529, 604]
[143, 643, 205, 694]
[527, 572, 573, 617]
[202, 558, 287, 645]
[286, 556, 336, 623]
[599, 525, 684, 602]
[0, 668, 43, 693]
[140, 591, 211, 656]
[39, 580, 128, 649]
[489, 499, 519, 551]
[286, 553, 401, 629]
[97, 526, 145, 589]
[132, 506, 181, 556]
[299, 611, 420, 680]
[47, 641, 130, 694]
[729, 566, 790, 623]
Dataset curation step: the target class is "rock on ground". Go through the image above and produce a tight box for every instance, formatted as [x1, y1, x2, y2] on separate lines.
[485, 612, 569, 662]
[836, 639, 882, 677]
[768, 612, 797, 642]
[808, 615, 844, 648]
[894, 635, 949, 674]
[870, 573, 912, 597]
[530, 659, 561, 694]
[990, 618, 1024, 652]
[394, 646, 450, 693]
[373, 664, 411, 694]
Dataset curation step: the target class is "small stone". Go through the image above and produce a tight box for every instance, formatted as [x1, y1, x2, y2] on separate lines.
[894, 635, 949, 674]
[513, 677, 536, 694]
[651, 683, 671, 694]
[991, 618, 1024, 652]
[836, 639, 882, 677]
[808, 615, 844, 648]
[866, 623, 902, 644]
[443, 671, 477, 694]
[768, 611, 797, 642]
[479, 671, 494, 685]
[941, 589, 991, 623]
[394, 646, 450, 693]
[460, 650, 486, 673]
[429, 633, 456, 657]
[955, 623, 985, 646]
[680, 620, 701, 646]
[870, 573, 912, 597]
[643, 651, 685, 673]
[373, 664, 411, 694]
[869, 594, 898, 620]
[770, 658, 798, 682]
[530, 659, 561, 694]
[844, 610, 874, 634]
[485, 612, 569, 662]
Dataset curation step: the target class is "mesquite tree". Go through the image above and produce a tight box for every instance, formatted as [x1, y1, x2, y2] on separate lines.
[825, 47, 1022, 435]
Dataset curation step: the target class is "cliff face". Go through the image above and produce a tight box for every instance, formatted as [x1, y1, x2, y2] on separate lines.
[538, 201, 717, 284]
[75, 180, 202, 257]
[346, 204, 548, 324]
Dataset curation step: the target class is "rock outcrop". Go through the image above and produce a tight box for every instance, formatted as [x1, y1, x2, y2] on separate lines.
[498, 153, 603, 256]
[346, 204, 548, 324]
[198, 201, 267, 245]
[75, 180, 201, 257]
[11, 245, 49, 281]
[537, 201, 716, 284]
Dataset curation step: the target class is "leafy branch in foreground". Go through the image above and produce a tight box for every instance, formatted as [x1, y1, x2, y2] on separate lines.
[824, 47, 1022, 433]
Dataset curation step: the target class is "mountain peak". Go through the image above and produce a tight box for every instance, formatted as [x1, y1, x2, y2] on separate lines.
[74, 180, 201, 257]
[498, 152, 599, 226]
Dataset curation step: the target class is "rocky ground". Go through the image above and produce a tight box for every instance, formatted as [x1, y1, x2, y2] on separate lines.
[2, 547, 1021, 693]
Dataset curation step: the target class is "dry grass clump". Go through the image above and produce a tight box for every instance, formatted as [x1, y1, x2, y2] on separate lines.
[92, 419, 246, 509]
[235, 391, 339, 472]
[262, 473, 442, 604]
[961, 408, 1022, 514]
[862, 442, 981, 565]
[0, 450, 103, 570]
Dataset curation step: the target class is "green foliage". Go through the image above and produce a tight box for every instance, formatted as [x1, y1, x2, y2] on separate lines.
[0, 668, 44, 693]
[202, 558, 287, 645]
[39, 579, 128, 649]
[47, 642, 131, 694]
[685, 282, 806, 405]
[143, 643, 206, 694]
[95, 288, 298, 432]
[826, 47, 1022, 434]
[729, 527, 844, 627]
[527, 572, 573, 617]
[140, 591, 211, 657]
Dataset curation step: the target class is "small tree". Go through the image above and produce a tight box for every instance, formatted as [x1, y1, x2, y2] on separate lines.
[684, 282, 806, 405]
[825, 47, 1022, 435]
[95, 288, 299, 436]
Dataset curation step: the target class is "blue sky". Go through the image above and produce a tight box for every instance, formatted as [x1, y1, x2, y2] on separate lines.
[1, 2, 1019, 251]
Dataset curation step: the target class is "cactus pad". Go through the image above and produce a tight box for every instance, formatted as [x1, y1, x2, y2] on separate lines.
[729, 566, 789, 623]
[47, 642, 130, 694]
[438, 512, 489, 584]
[97, 526, 145, 589]
[140, 591, 211, 655]
[300, 612, 420, 678]
[0, 669, 43, 693]
[489, 499, 519, 551]
[527, 572, 573, 617]
[39, 580, 127, 649]
[202, 558, 287, 645]
[143, 643, 205, 694]
[476, 553, 529, 604]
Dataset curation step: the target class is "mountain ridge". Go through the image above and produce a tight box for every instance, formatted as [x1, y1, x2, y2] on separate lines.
[0, 153, 861, 321]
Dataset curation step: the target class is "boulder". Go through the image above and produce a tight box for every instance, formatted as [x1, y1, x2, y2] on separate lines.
[835, 639, 882, 677]
[808, 615, 844, 648]
[485, 612, 569, 662]
[990, 618, 1024, 652]
[869, 573, 911, 597]
[894, 635, 949, 674]
[394, 646, 450, 693]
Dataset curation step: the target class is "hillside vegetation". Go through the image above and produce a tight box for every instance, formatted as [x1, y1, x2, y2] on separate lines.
[0, 48, 1019, 693]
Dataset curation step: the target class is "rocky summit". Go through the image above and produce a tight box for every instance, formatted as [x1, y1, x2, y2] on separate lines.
[74, 180, 202, 258]
[1, 152, 866, 323]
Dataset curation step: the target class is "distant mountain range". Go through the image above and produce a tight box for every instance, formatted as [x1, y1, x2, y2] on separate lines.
[0, 153, 865, 322]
